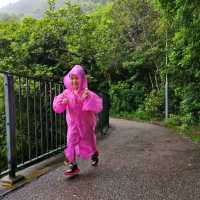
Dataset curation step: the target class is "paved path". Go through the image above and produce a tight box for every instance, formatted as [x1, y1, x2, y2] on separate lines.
[3, 118, 200, 200]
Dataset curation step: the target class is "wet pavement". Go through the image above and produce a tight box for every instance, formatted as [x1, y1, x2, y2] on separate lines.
[2, 118, 200, 200]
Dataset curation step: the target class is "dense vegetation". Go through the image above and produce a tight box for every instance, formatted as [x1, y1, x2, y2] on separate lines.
[0, 0, 200, 172]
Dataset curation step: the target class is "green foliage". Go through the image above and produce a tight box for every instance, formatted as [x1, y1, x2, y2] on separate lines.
[163, 114, 182, 127]
[156, 0, 200, 127]
[110, 81, 145, 114]
[1, 0, 198, 126]
[143, 89, 165, 119]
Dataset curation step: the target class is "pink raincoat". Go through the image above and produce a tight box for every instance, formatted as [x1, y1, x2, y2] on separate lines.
[53, 65, 103, 163]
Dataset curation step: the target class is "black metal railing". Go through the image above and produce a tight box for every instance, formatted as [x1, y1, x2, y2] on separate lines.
[0, 71, 109, 180]
[96, 92, 110, 133]
[0, 73, 7, 176]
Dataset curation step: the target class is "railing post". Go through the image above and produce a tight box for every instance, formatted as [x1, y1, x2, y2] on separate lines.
[3, 73, 24, 184]
[104, 92, 110, 128]
[165, 31, 169, 120]
[98, 92, 110, 135]
[100, 93, 104, 134]
[165, 74, 169, 119]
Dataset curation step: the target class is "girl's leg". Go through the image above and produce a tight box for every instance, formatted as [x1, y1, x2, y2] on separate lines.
[90, 131, 97, 153]
[91, 150, 99, 166]
[64, 148, 80, 175]
[64, 129, 79, 164]
[64, 145, 76, 164]
[87, 130, 99, 166]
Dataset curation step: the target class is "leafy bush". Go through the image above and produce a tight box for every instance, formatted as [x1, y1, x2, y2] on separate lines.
[143, 89, 165, 119]
[110, 81, 145, 114]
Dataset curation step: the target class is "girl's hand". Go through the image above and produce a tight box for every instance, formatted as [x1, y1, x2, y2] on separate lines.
[61, 98, 68, 105]
[81, 88, 89, 100]
[58, 94, 68, 105]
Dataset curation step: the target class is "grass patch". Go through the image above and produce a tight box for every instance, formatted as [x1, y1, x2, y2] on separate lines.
[111, 110, 151, 122]
[183, 127, 200, 142]
[161, 118, 200, 142]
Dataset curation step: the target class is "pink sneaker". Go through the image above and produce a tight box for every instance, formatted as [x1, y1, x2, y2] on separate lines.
[64, 163, 80, 176]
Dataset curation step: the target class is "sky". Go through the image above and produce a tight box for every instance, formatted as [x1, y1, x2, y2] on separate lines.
[0, 0, 19, 9]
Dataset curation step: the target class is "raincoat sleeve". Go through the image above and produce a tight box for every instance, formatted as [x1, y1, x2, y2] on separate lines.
[53, 90, 68, 114]
[82, 91, 103, 113]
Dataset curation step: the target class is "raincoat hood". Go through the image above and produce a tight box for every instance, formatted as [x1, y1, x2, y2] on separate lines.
[64, 65, 88, 92]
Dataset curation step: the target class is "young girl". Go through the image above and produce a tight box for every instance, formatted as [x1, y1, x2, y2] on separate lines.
[53, 65, 103, 176]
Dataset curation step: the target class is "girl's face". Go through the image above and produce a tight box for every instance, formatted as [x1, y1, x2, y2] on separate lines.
[70, 75, 79, 90]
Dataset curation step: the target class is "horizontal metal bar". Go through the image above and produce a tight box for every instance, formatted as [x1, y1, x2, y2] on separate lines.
[0, 169, 9, 177]
[17, 146, 65, 168]
[0, 70, 63, 84]
[0, 146, 65, 178]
